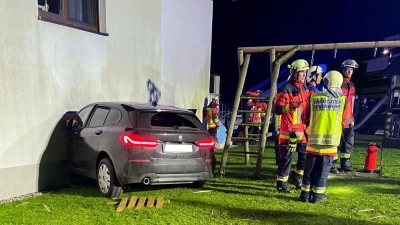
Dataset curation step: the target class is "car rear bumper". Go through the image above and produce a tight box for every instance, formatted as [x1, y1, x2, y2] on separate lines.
[117, 158, 215, 184]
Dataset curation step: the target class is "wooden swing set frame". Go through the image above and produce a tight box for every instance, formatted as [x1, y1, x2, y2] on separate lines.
[219, 40, 400, 178]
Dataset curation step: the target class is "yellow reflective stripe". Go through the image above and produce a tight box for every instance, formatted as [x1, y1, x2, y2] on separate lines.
[340, 153, 351, 158]
[280, 131, 304, 141]
[294, 167, 304, 176]
[283, 104, 290, 113]
[333, 155, 338, 160]
[293, 108, 302, 125]
[313, 187, 326, 194]
[301, 185, 311, 192]
[280, 134, 303, 141]
[306, 146, 337, 155]
[276, 176, 288, 182]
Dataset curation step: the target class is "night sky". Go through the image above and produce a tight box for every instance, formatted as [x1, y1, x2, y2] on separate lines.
[211, 0, 400, 105]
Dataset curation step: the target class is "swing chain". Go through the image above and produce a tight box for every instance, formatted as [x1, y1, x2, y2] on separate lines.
[310, 45, 315, 66]
[334, 43, 337, 59]
[374, 41, 378, 57]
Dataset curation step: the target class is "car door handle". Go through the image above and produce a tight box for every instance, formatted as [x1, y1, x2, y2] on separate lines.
[95, 130, 103, 135]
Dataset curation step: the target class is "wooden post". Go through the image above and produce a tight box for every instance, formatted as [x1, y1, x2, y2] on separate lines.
[219, 53, 251, 175]
[253, 46, 299, 178]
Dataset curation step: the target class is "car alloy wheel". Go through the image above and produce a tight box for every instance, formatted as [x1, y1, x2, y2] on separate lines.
[98, 163, 111, 194]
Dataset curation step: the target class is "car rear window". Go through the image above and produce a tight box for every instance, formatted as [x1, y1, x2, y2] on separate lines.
[136, 111, 205, 130]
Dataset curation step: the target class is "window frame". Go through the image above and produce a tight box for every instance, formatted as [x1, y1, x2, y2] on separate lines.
[38, 0, 100, 33]
[87, 106, 111, 128]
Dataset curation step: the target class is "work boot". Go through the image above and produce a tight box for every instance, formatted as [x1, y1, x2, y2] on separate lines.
[277, 181, 293, 194]
[288, 171, 302, 189]
[330, 160, 340, 174]
[298, 191, 311, 202]
[310, 193, 327, 203]
[340, 158, 357, 172]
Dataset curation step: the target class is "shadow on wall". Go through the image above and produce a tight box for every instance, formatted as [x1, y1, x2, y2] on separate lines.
[37, 112, 76, 191]
[202, 97, 208, 127]
[147, 79, 161, 103]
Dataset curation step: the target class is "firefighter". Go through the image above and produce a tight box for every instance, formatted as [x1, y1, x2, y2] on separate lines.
[330, 59, 358, 173]
[206, 95, 220, 139]
[247, 90, 268, 142]
[307, 65, 324, 93]
[273, 59, 313, 193]
[299, 70, 346, 203]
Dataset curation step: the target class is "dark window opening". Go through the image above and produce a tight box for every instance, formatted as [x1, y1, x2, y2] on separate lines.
[104, 108, 121, 126]
[38, 0, 99, 32]
[150, 113, 200, 129]
[88, 107, 110, 128]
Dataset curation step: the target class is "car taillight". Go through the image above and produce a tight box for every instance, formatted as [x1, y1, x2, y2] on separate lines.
[119, 133, 158, 148]
[195, 137, 215, 149]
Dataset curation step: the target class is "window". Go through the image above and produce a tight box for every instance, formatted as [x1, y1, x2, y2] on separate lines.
[38, 0, 100, 32]
[72, 105, 94, 128]
[136, 112, 205, 130]
[104, 108, 121, 126]
[88, 107, 110, 127]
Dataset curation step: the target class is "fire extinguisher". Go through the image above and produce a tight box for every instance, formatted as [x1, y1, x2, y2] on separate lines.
[363, 142, 384, 173]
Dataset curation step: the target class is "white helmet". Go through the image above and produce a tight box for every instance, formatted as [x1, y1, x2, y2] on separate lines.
[340, 59, 359, 69]
[310, 65, 323, 75]
[212, 94, 220, 100]
[323, 70, 343, 88]
[288, 59, 309, 74]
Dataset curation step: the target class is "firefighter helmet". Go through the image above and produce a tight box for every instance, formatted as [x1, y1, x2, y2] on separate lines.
[323, 70, 343, 88]
[211, 94, 220, 100]
[288, 59, 309, 74]
[340, 59, 359, 69]
[310, 65, 323, 75]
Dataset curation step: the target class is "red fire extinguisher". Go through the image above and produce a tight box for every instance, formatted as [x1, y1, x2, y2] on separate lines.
[363, 142, 384, 173]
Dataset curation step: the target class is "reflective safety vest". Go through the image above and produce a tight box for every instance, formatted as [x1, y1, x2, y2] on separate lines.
[306, 93, 346, 156]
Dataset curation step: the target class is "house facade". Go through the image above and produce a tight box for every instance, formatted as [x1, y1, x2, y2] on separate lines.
[0, 0, 213, 200]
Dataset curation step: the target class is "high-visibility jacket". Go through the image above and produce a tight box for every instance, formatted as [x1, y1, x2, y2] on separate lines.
[341, 78, 355, 128]
[306, 93, 346, 156]
[206, 102, 219, 128]
[247, 100, 267, 123]
[273, 78, 314, 144]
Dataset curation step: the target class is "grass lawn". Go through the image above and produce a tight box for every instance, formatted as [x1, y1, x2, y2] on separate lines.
[1, 135, 400, 225]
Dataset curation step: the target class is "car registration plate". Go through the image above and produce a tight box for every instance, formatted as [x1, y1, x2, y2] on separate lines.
[163, 144, 192, 153]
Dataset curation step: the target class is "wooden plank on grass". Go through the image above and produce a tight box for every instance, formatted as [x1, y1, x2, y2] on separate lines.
[127, 196, 138, 209]
[116, 197, 128, 212]
[147, 196, 155, 208]
[135, 197, 146, 210]
[156, 196, 164, 209]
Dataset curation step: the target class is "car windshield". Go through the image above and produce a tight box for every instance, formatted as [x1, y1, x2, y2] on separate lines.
[135, 111, 205, 130]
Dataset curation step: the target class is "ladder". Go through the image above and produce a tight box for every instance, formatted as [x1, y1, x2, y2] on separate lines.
[219, 46, 299, 178]
[230, 94, 274, 165]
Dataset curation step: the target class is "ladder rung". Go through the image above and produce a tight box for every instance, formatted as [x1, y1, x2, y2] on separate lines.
[229, 152, 259, 155]
[237, 110, 266, 113]
[248, 134, 261, 136]
[235, 123, 263, 126]
[240, 96, 269, 100]
[231, 137, 260, 140]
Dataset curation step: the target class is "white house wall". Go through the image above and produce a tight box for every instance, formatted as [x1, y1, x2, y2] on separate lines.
[0, 0, 212, 200]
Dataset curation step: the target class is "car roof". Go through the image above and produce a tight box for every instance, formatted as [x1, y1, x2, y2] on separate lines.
[89, 101, 194, 113]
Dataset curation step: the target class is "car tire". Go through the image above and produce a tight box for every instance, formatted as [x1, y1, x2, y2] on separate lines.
[97, 158, 123, 198]
[192, 181, 206, 188]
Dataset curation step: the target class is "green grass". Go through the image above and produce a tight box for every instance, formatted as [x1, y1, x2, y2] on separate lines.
[1, 135, 400, 225]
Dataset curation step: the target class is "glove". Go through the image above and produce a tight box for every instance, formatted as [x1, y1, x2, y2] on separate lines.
[287, 131, 297, 152]
[350, 121, 354, 128]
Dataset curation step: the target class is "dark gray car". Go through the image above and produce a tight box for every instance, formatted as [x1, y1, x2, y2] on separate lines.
[66, 102, 216, 198]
